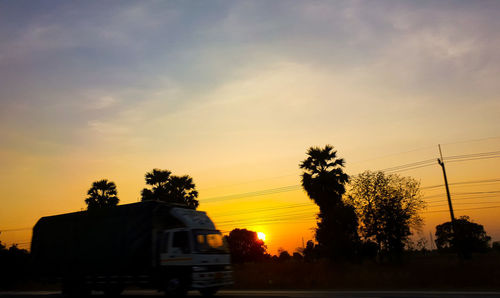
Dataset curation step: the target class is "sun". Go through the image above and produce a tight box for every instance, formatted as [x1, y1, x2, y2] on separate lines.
[257, 232, 266, 241]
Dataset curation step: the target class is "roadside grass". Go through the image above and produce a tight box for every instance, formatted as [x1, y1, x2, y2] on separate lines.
[231, 253, 500, 290]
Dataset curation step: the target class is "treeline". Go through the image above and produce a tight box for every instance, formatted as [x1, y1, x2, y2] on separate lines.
[225, 145, 494, 263]
[0, 239, 31, 289]
[223, 227, 500, 265]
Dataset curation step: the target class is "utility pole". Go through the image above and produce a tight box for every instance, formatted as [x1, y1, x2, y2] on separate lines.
[437, 144, 455, 223]
[437, 144, 464, 258]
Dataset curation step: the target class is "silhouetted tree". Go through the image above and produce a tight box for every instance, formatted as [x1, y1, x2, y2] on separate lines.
[292, 252, 303, 261]
[0, 242, 31, 289]
[224, 229, 267, 263]
[493, 241, 500, 252]
[347, 171, 425, 258]
[85, 179, 119, 210]
[0, 241, 8, 289]
[435, 216, 491, 257]
[141, 169, 199, 209]
[358, 240, 378, 259]
[300, 145, 359, 260]
[278, 249, 291, 262]
[302, 240, 318, 262]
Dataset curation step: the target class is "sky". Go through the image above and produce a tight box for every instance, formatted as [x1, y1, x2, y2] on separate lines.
[1, 1, 500, 254]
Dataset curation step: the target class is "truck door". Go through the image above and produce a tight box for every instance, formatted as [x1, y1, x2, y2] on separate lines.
[161, 229, 192, 266]
[158, 231, 170, 266]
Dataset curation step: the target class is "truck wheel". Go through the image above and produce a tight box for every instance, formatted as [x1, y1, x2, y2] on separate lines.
[199, 287, 219, 297]
[164, 277, 187, 298]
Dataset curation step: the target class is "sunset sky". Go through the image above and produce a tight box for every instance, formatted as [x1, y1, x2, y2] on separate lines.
[1, 1, 500, 254]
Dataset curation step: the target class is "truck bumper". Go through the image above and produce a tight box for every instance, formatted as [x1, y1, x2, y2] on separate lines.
[191, 270, 233, 289]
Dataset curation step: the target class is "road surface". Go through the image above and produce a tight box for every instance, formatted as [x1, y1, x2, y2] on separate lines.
[1, 290, 500, 298]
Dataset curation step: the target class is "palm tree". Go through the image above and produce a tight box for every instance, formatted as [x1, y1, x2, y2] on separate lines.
[145, 169, 171, 189]
[141, 169, 171, 201]
[85, 179, 119, 210]
[300, 145, 349, 211]
[299, 145, 358, 259]
[165, 175, 199, 209]
[141, 169, 199, 209]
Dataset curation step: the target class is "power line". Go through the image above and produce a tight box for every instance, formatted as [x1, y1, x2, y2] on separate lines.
[198, 173, 299, 192]
[428, 201, 500, 208]
[447, 156, 500, 163]
[215, 209, 318, 225]
[348, 146, 437, 165]
[215, 202, 500, 229]
[422, 178, 500, 190]
[202, 144, 449, 193]
[379, 159, 436, 173]
[424, 190, 500, 201]
[444, 150, 500, 161]
[386, 163, 436, 173]
[379, 151, 500, 174]
[214, 194, 500, 226]
[209, 191, 500, 224]
[213, 191, 500, 226]
[214, 196, 500, 226]
[197, 138, 499, 197]
[424, 205, 500, 214]
[209, 202, 316, 218]
[202, 185, 302, 203]
[201, 174, 500, 206]
[200, 149, 499, 204]
[216, 214, 316, 228]
[441, 136, 500, 146]
[216, 203, 500, 228]
[0, 227, 31, 233]
[427, 195, 500, 205]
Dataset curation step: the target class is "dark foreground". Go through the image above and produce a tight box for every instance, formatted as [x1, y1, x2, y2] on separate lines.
[1, 290, 500, 298]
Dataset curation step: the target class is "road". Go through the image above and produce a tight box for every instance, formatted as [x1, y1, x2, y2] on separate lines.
[1, 290, 500, 298]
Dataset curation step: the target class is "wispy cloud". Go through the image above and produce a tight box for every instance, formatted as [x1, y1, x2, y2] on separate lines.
[1, 1, 500, 157]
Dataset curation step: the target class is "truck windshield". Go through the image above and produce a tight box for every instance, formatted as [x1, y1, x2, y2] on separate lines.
[193, 230, 228, 254]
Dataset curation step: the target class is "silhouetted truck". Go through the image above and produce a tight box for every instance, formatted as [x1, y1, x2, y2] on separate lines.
[31, 201, 232, 297]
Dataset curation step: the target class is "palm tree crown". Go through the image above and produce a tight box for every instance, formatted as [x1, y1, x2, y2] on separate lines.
[141, 169, 199, 209]
[85, 179, 119, 210]
[300, 145, 349, 211]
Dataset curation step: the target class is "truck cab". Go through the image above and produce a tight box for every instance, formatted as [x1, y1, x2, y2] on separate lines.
[158, 208, 232, 296]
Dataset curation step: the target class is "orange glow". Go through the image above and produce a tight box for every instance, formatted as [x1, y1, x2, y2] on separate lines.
[0, 138, 499, 256]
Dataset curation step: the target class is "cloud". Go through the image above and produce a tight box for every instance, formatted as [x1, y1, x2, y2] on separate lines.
[1, 0, 500, 157]
[87, 119, 128, 135]
[88, 96, 117, 110]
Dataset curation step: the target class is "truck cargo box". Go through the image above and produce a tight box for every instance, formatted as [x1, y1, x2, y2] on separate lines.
[31, 201, 184, 277]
